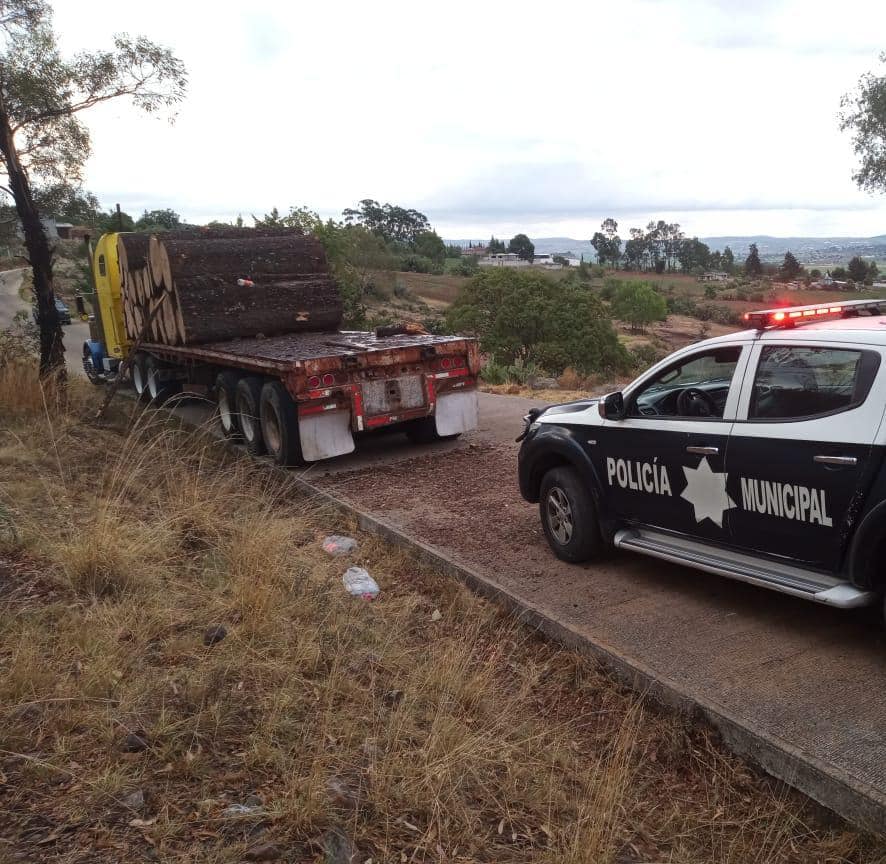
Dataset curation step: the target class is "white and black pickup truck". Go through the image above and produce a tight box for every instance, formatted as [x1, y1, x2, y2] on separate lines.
[518, 299, 886, 619]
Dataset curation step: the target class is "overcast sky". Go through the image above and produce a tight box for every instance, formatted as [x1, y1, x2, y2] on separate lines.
[52, 0, 886, 240]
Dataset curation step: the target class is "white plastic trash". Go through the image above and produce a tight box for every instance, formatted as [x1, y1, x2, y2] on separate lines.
[322, 535, 358, 556]
[342, 566, 380, 600]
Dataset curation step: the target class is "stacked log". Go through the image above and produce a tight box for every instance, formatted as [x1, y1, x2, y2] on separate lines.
[118, 228, 342, 346]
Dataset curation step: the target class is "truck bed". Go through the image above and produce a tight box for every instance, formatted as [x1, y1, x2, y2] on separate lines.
[144, 330, 476, 375]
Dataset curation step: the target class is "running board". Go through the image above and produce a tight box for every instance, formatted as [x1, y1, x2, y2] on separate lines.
[613, 528, 875, 609]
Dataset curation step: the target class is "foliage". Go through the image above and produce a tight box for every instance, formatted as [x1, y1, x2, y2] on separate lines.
[488, 235, 506, 254]
[413, 230, 446, 263]
[590, 218, 621, 268]
[447, 257, 479, 277]
[0, 183, 99, 224]
[610, 281, 667, 333]
[744, 243, 763, 277]
[848, 255, 871, 282]
[677, 237, 711, 273]
[780, 251, 801, 281]
[840, 52, 886, 193]
[446, 268, 629, 375]
[832, 265, 848, 280]
[600, 276, 621, 301]
[342, 199, 430, 245]
[397, 253, 442, 275]
[95, 208, 135, 233]
[134, 208, 181, 231]
[507, 232, 535, 261]
[445, 243, 462, 258]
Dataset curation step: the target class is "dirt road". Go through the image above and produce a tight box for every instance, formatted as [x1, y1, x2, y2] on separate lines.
[0, 266, 91, 373]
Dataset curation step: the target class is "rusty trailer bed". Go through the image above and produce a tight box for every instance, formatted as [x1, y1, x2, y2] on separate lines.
[143, 330, 477, 376]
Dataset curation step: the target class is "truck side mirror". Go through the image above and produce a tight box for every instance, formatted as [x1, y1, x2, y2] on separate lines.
[599, 391, 625, 420]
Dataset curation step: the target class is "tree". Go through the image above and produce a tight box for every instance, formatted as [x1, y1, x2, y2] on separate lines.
[445, 268, 629, 374]
[848, 255, 869, 283]
[488, 235, 506, 253]
[744, 243, 763, 277]
[840, 52, 886, 193]
[832, 266, 848, 281]
[610, 281, 667, 333]
[780, 251, 801, 281]
[0, 1, 186, 379]
[590, 218, 621, 268]
[413, 230, 446, 263]
[342, 199, 430, 246]
[676, 237, 711, 273]
[722, 246, 735, 275]
[135, 208, 181, 231]
[507, 233, 534, 262]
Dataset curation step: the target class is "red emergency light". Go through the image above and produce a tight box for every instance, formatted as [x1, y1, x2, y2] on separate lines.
[743, 299, 886, 330]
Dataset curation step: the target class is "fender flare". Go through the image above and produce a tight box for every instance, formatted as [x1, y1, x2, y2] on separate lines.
[846, 500, 886, 589]
[520, 429, 605, 506]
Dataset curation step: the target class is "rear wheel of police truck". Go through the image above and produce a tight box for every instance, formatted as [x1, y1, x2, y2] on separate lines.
[539, 466, 603, 563]
[260, 381, 304, 466]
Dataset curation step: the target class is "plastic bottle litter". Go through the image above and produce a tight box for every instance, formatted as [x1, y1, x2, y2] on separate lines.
[322, 535, 358, 556]
[342, 566, 380, 600]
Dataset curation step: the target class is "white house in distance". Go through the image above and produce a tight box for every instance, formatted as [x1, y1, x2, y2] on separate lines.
[479, 252, 529, 268]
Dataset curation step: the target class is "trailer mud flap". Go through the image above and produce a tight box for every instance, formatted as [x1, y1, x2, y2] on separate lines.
[435, 390, 479, 437]
[299, 410, 355, 462]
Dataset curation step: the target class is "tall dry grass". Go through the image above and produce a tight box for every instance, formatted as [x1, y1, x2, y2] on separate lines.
[0, 367, 882, 862]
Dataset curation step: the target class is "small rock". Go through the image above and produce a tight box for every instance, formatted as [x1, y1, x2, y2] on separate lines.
[242, 842, 282, 861]
[222, 802, 263, 817]
[121, 789, 145, 810]
[120, 730, 150, 753]
[322, 826, 358, 864]
[530, 377, 560, 390]
[430, 609, 442, 622]
[383, 689, 404, 707]
[203, 624, 227, 646]
[243, 794, 263, 808]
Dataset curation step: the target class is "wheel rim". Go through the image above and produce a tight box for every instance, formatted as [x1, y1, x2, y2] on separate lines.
[218, 388, 234, 432]
[261, 400, 282, 454]
[239, 398, 256, 441]
[147, 368, 159, 399]
[133, 364, 145, 394]
[546, 487, 573, 545]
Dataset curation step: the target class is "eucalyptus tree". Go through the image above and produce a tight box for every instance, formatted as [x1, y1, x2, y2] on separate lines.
[0, 0, 186, 378]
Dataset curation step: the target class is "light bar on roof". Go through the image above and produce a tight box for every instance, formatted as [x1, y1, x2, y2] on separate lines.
[743, 298, 886, 330]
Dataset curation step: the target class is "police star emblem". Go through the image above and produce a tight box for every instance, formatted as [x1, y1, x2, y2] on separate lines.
[680, 457, 737, 528]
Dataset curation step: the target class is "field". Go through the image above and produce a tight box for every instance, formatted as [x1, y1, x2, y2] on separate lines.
[2, 360, 886, 861]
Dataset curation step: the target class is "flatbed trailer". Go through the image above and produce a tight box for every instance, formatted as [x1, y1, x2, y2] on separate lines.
[131, 329, 480, 464]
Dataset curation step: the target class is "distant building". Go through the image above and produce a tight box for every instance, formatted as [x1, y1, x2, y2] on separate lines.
[479, 252, 529, 268]
[461, 245, 488, 257]
[699, 271, 729, 282]
[532, 254, 561, 268]
[55, 222, 74, 239]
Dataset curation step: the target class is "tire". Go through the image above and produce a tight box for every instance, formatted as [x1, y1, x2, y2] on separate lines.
[539, 466, 603, 563]
[145, 355, 182, 404]
[214, 371, 242, 440]
[235, 377, 266, 456]
[404, 416, 461, 445]
[260, 381, 304, 466]
[82, 344, 103, 386]
[131, 352, 150, 400]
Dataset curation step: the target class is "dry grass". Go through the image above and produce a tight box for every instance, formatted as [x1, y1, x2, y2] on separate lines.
[0, 371, 884, 862]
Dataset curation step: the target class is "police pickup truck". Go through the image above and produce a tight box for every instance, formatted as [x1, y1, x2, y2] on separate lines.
[518, 299, 886, 618]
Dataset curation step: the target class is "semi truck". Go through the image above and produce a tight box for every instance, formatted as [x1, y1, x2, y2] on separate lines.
[80, 230, 480, 465]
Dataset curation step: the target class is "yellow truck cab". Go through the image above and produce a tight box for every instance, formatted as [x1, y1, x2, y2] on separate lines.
[82, 232, 129, 381]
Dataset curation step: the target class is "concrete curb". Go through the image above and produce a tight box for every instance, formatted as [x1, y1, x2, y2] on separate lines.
[290, 473, 886, 835]
[148, 394, 886, 835]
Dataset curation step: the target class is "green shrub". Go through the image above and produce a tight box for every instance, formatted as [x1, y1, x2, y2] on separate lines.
[611, 281, 667, 332]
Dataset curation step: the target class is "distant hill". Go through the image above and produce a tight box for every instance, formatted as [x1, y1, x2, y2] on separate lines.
[446, 235, 886, 265]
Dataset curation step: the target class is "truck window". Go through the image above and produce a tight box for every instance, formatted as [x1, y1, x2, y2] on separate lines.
[749, 345, 880, 420]
[98, 255, 106, 277]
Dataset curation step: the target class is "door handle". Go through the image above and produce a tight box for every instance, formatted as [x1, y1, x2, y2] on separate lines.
[686, 445, 719, 455]
[814, 455, 857, 466]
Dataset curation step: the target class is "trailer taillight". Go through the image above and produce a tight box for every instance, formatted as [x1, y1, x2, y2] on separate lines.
[307, 375, 321, 388]
[322, 373, 335, 386]
[440, 357, 452, 370]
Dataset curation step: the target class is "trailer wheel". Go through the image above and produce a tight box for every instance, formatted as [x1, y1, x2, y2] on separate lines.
[132, 353, 150, 400]
[404, 416, 460, 445]
[235, 377, 266, 456]
[214, 371, 242, 439]
[145, 355, 182, 404]
[259, 381, 303, 466]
